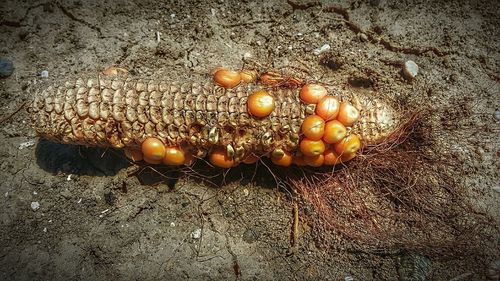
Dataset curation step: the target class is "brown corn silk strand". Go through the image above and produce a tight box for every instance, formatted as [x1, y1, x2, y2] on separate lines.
[29, 76, 401, 160]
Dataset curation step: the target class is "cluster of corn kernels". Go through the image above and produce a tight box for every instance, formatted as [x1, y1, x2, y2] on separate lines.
[128, 69, 361, 168]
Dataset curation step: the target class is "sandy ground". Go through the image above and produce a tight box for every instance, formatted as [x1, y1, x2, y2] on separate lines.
[0, 0, 499, 280]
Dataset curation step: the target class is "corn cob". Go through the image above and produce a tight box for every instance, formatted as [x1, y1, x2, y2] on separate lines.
[29, 76, 400, 164]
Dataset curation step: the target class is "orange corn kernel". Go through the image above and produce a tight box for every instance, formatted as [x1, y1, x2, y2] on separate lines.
[247, 90, 275, 118]
[301, 115, 325, 141]
[162, 146, 186, 166]
[214, 69, 241, 89]
[271, 150, 293, 167]
[316, 96, 340, 121]
[340, 152, 357, 162]
[240, 70, 257, 83]
[299, 84, 327, 104]
[300, 138, 326, 157]
[334, 134, 361, 155]
[304, 154, 325, 167]
[292, 155, 306, 166]
[337, 102, 360, 127]
[141, 138, 166, 163]
[124, 148, 143, 162]
[209, 147, 235, 168]
[323, 120, 347, 144]
[323, 148, 341, 165]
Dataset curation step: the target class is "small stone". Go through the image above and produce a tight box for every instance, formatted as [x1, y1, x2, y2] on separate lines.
[493, 185, 500, 193]
[0, 58, 14, 78]
[191, 228, 202, 239]
[494, 110, 500, 121]
[40, 70, 49, 78]
[18, 140, 35, 150]
[397, 252, 431, 281]
[170, 222, 176, 227]
[31, 201, 40, 211]
[358, 33, 368, 42]
[403, 60, 419, 80]
[313, 44, 331, 55]
[243, 52, 253, 60]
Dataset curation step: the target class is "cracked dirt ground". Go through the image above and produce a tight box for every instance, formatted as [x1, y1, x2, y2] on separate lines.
[0, 0, 499, 280]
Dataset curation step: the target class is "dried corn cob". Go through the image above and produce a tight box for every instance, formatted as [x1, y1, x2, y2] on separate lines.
[29, 76, 400, 164]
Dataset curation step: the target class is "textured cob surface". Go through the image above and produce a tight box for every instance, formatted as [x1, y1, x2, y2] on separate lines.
[29, 76, 400, 164]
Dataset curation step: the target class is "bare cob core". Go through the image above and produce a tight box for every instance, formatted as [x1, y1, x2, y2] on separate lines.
[29, 76, 400, 166]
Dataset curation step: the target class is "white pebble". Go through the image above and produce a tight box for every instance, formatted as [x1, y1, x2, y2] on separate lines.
[493, 185, 500, 193]
[170, 222, 176, 227]
[18, 140, 35, 150]
[345, 276, 354, 281]
[43, 227, 47, 232]
[403, 60, 418, 80]
[67, 174, 72, 181]
[313, 44, 331, 55]
[494, 110, 500, 121]
[40, 70, 49, 78]
[243, 52, 253, 60]
[170, 13, 176, 18]
[191, 228, 202, 239]
[31, 201, 40, 211]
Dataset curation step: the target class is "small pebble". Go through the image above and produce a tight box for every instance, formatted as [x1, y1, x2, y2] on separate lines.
[494, 110, 500, 121]
[487, 259, 500, 280]
[170, 222, 176, 227]
[493, 185, 500, 193]
[358, 33, 368, 41]
[0, 58, 14, 78]
[243, 52, 253, 60]
[31, 201, 40, 211]
[313, 44, 331, 55]
[40, 70, 49, 78]
[403, 60, 418, 80]
[191, 228, 202, 239]
[18, 140, 35, 150]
